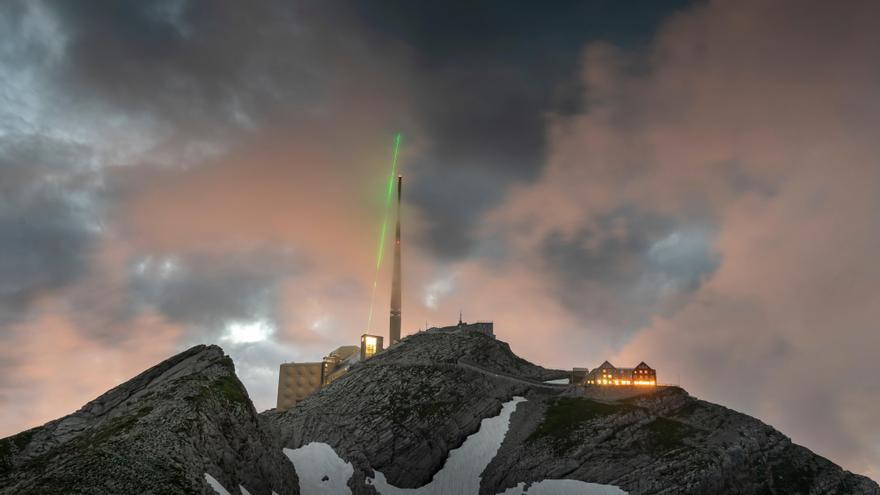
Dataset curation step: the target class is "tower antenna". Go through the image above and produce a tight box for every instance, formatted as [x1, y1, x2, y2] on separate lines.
[389, 175, 403, 344]
[366, 134, 401, 332]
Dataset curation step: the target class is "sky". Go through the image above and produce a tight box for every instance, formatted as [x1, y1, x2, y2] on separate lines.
[1, 0, 879, 481]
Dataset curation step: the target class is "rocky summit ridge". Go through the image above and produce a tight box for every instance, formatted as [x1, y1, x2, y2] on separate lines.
[0, 345, 296, 495]
[2, 331, 878, 495]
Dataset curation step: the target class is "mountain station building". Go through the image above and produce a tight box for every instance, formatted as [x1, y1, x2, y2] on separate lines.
[584, 361, 657, 386]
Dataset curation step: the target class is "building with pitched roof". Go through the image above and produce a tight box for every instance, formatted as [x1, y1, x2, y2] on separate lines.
[584, 360, 657, 386]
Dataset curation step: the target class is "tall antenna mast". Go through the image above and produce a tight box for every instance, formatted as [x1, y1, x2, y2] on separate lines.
[389, 175, 402, 344]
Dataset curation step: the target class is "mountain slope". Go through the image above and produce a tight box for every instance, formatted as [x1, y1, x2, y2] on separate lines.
[264, 330, 566, 490]
[0, 345, 297, 495]
[482, 387, 879, 495]
[1, 331, 877, 495]
[263, 329, 879, 494]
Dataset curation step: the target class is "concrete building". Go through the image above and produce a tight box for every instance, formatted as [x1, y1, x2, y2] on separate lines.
[276, 362, 323, 410]
[276, 346, 361, 410]
[584, 360, 657, 386]
[322, 346, 360, 386]
[360, 334, 384, 361]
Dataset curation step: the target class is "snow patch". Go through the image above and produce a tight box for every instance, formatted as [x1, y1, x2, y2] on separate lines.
[499, 479, 627, 495]
[205, 473, 231, 495]
[204, 473, 258, 495]
[543, 378, 570, 385]
[283, 441, 354, 494]
[369, 396, 526, 494]
[284, 396, 628, 494]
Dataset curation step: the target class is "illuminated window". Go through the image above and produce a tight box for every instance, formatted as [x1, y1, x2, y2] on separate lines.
[363, 335, 378, 358]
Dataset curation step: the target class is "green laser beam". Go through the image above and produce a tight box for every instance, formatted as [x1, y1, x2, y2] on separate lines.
[367, 133, 402, 331]
[376, 133, 401, 270]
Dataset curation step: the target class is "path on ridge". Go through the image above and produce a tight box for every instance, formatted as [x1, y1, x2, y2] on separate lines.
[456, 360, 569, 391]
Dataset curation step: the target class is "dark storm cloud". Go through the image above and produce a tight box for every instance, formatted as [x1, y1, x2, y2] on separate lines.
[1, 0, 712, 434]
[541, 206, 720, 337]
[359, 0, 692, 258]
[129, 248, 298, 332]
[0, 0, 379, 328]
[0, 136, 99, 323]
[46, 0, 341, 138]
[124, 247, 301, 412]
[40, 0, 695, 261]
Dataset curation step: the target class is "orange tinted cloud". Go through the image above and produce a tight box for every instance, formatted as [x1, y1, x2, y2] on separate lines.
[0, 306, 181, 437]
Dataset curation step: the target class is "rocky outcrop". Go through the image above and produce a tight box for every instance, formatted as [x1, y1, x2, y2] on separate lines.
[0, 345, 297, 495]
[2, 331, 877, 495]
[265, 330, 878, 494]
[482, 386, 880, 495]
[264, 330, 564, 492]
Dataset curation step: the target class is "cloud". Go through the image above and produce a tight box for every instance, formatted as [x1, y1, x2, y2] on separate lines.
[353, 0, 693, 258]
[540, 206, 719, 340]
[0, 0, 412, 418]
[2, 0, 879, 482]
[49, 0, 332, 137]
[0, 136, 102, 323]
[468, 0, 880, 478]
[129, 248, 297, 333]
[0, 306, 182, 437]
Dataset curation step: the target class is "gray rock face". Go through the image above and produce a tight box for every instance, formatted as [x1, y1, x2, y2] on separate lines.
[2, 331, 877, 495]
[265, 330, 878, 494]
[0, 345, 297, 495]
[264, 330, 565, 492]
[482, 387, 880, 495]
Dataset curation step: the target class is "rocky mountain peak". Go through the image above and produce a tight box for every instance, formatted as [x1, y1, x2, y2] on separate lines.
[1, 344, 296, 495]
[2, 332, 878, 495]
